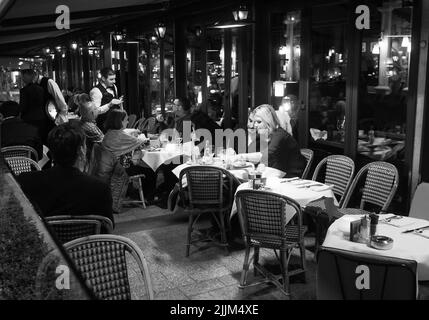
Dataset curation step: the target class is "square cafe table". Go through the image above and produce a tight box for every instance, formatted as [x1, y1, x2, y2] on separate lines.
[323, 214, 429, 281]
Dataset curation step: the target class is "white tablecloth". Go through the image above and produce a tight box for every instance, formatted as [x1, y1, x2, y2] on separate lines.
[141, 142, 193, 171]
[231, 177, 338, 222]
[323, 214, 429, 281]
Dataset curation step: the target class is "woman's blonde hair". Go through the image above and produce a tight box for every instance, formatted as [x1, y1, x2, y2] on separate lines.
[76, 93, 97, 122]
[253, 104, 281, 135]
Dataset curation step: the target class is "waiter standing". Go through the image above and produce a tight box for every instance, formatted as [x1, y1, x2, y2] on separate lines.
[90, 67, 123, 131]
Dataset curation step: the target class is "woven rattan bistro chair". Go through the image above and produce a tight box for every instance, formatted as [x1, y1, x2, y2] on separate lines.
[64, 234, 154, 300]
[5, 156, 41, 175]
[300, 148, 314, 179]
[1, 145, 39, 161]
[45, 215, 114, 244]
[236, 189, 307, 297]
[341, 161, 399, 214]
[317, 247, 417, 300]
[179, 166, 234, 257]
[311, 155, 355, 207]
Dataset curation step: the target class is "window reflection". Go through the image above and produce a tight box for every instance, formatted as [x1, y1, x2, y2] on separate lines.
[358, 1, 411, 163]
[309, 5, 347, 145]
[271, 11, 301, 140]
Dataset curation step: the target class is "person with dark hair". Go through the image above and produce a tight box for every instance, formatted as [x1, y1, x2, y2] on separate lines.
[102, 109, 157, 202]
[16, 122, 114, 226]
[19, 69, 51, 144]
[0, 100, 43, 159]
[90, 67, 123, 131]
[190, 109, 221, 147]
[173, 97, 192, 135]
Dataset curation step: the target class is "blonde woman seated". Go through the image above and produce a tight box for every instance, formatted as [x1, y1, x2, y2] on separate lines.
[75, 93, 104, 170]
[102, 109, 157, 201]
[77, 93, 104, 144]
[253, 104, 306, 178]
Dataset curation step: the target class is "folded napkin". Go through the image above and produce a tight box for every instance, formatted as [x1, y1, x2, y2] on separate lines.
[310, 128, 328, 141]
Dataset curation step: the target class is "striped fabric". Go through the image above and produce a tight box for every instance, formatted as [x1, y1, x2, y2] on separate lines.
[324, 156, 354, 202]
[362, 163, 398, 209]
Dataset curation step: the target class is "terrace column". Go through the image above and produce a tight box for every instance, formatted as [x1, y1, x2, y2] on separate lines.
[174, 19, 187, 99]
[127, 42, 139, 116]
[103, 32, 112, 69]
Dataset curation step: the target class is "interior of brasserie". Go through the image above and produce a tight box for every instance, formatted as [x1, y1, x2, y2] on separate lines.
[1, 0, 429, 301]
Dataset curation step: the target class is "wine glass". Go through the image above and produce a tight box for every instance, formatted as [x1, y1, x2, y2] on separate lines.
[159, 133, 168, 147]
[336, 117, 345, 141]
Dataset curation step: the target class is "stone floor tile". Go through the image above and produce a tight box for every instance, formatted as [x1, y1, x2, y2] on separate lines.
[179, 278, 225, 297]
[155, 288, 189, 300]
[188, 292, 215, 300]
[217, 274, 240, 286]
[189, 266, 232, 282]
[161, 268, 197, 287]
[150, 272, 176, 294]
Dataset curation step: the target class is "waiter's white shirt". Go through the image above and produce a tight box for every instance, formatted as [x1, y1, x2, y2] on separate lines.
[89, 83, 118, 115]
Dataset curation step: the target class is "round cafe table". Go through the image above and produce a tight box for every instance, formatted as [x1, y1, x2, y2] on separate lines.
[140, 142, 194, 172]
[323, 214, 429, 281]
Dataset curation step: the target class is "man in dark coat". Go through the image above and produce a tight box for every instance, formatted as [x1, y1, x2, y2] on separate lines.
[17, 122, 114, 227]
[0, 100, 43, 160]
[19, 69, 51, 144]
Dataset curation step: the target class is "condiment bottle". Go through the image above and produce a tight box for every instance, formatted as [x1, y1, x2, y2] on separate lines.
[369, 213, 379, 237]
[360, 215, 370, 244]
[253, 169, 262, 190]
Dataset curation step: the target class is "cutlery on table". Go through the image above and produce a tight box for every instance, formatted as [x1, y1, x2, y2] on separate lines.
[297, 183, 324, 189]
[280, 177, 300, 183]
[402, 225, 429, 233]
[380, 215, 403, 224]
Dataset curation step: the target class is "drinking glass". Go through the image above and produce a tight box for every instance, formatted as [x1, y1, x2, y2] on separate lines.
[159, 133, 168, 147]
[336, 118, 345, 141]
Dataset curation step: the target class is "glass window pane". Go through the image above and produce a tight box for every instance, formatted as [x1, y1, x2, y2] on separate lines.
[271, 11, 301, 140]
[309, 6, 347, 147]
[357, 0, 412, 211]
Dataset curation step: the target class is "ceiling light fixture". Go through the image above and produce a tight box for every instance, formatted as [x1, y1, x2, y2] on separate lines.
[155, 22, 166, 39]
